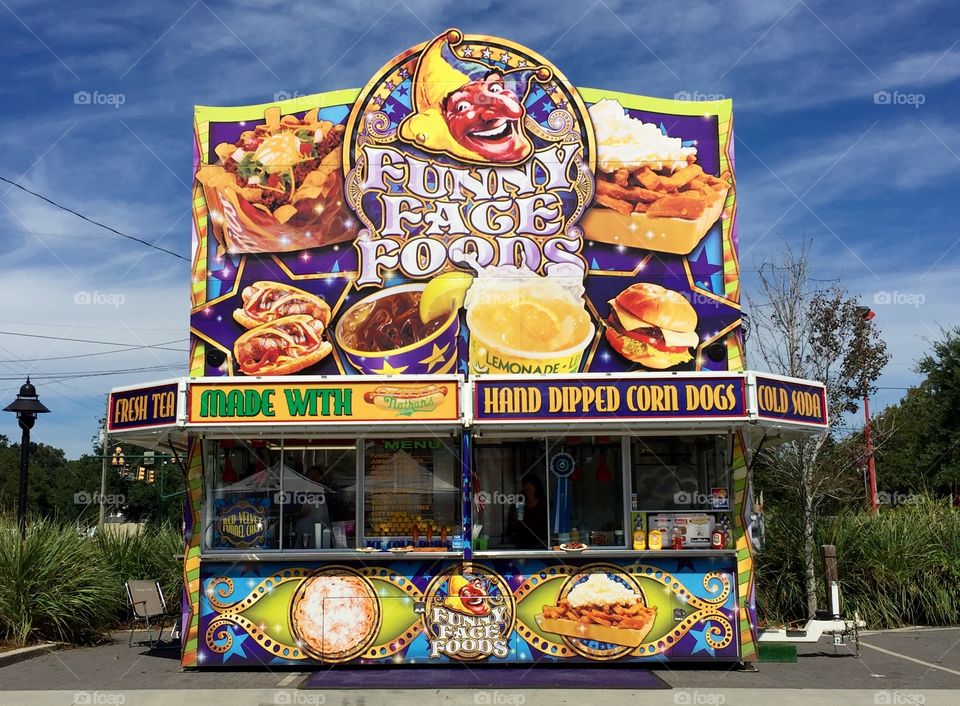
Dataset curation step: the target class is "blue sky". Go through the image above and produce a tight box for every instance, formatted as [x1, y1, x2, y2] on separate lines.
[0, 0, 958, 457]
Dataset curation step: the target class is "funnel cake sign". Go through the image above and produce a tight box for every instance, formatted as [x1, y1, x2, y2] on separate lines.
[190, 30, 740, 378]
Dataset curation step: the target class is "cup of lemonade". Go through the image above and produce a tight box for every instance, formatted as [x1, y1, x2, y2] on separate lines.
[466, 270, 595, 375]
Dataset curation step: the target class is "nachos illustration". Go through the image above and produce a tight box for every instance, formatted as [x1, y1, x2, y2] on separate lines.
[444, 573, 492, 616]
[398, 29, 552, 164]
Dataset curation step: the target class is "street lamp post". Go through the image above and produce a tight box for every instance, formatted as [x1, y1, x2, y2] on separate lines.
[4, 378, 51, 537]
[856, 306, 878, 513]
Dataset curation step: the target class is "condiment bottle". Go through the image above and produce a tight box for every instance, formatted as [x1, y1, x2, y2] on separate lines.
[571, 527, 580, 545]
[671, 525, 684, 550]
[648, 529, 663, 550]
[632, 515, 645, 550]
[711, 521, 724, 550]
[412, 524, 420, 547]
[441, 525, 447, 546]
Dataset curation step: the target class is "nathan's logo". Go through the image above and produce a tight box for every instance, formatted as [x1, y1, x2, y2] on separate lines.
[363, 384, 449, 417]
[344, 29, 595, 288]
[215, 499, 267, 549]
[425, 567, 515, 660]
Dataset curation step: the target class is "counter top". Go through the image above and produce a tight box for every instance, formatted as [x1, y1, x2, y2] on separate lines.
[200, 549, 736, 561]
[472, 549, 738, 559]
[200, 550, 463, 561]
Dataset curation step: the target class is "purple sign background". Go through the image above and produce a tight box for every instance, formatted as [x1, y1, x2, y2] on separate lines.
[474, 377, 747, 422]
[108, 382, 179, 431]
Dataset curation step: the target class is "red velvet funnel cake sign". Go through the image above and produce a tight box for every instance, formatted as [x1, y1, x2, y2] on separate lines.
[190, 30, 740, 378]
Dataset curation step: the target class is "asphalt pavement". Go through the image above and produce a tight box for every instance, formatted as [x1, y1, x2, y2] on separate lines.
[0, 627, 957, 705]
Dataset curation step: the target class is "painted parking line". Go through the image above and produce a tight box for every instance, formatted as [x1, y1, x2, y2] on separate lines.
[859, 641, 960, 677]
[276, 672, 305, 687]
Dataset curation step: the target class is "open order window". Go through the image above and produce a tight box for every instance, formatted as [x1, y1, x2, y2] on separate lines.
[630, 434, 732, 549]
[204, 438, 283, 551]
[362, 438, 461, 549]
[202, 439, 358, 551]
[473, 436, 625, 550]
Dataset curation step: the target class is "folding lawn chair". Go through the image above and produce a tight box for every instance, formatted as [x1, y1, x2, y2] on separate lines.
[125, 580, 177, 649]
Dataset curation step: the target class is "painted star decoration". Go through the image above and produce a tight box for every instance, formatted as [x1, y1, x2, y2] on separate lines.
[481, 47, 492, 59]
[418, 342, 450, 372]
[371, 359, 409, 375]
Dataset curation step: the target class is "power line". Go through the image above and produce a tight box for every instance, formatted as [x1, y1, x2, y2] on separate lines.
[0, 331, 187, 348]
[0, 364, 184, 381]
[0, 345, 186, 363]
[0, 319, 184, 333]
[0, 175, 189, 262]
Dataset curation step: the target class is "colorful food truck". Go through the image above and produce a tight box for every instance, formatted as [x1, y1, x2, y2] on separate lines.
[106, 30, 828, 668]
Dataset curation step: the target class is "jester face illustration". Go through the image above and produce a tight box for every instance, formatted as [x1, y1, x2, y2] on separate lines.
[399, 29, 552, 165]
[444, 574, 491, 616]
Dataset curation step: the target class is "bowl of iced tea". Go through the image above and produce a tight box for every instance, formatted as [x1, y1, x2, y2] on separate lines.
[335, 284, 460, 375]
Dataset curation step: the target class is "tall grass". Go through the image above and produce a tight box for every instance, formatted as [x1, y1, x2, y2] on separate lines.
[96, 524, 183, 620]
[0, 519, 118, 645]
[757, 497, 960, 628]
[0, 517, 183, 646]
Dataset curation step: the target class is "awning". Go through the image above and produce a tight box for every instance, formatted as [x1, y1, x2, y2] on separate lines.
[105, 371, 827, 447]
[467, 371, 828, 441]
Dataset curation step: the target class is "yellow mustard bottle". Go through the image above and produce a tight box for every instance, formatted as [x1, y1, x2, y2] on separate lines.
[648, 529, 663, 551]
[632, 515, 646, 550]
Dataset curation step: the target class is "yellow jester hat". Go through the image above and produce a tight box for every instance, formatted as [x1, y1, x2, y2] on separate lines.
[398, 29, 552, 164]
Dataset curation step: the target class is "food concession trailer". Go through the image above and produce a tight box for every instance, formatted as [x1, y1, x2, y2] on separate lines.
[106, 29, 829, 667]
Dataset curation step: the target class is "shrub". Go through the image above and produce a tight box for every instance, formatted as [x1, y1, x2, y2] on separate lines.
[0, 518, 119, 645]
[95, 523, 183, 621]
[756, 496, 960, 628]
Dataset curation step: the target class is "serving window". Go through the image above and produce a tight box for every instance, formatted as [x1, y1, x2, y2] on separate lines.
[630, 434, 733, 550]
[202, 439, 357, 552]
[473, 436, 625, 550]
[362, 437, 461, 549]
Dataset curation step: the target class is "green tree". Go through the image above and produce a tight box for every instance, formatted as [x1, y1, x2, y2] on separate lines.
[874, 327, 960, 497]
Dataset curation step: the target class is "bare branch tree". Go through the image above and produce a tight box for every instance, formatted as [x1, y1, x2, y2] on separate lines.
[747, 242, 889, 618]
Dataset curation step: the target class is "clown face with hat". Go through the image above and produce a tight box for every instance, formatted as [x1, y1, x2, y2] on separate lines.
[398, 29, 552, 165]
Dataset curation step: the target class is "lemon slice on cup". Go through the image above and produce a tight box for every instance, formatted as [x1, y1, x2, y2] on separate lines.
[419, 271, 474, 323]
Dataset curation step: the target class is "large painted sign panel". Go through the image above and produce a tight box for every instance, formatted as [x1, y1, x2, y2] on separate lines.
[191, 30, 740, 379]
[198, 557, 738, 665]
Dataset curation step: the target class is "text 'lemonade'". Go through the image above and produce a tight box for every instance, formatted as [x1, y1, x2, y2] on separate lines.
[465, 264, 595, 375]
